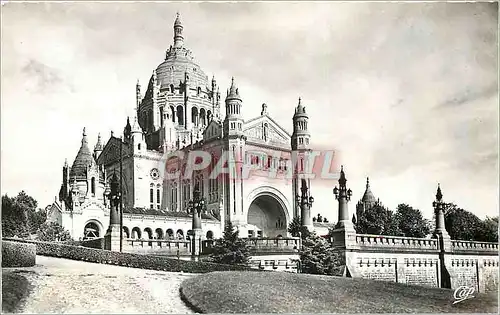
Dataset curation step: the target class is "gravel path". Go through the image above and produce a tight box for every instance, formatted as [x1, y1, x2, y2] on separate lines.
[3, 256, 195, 314]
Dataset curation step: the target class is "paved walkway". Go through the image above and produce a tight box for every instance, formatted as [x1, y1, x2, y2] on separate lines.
[4, 256, 195, 314]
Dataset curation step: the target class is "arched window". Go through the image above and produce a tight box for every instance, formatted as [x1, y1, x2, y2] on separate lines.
[263, 123, 268, 141]
[160, 107, 164, 127]
[197, 87, 201, 95]
[138, 144, 141, 150]
[176, 106, 184, 126]
[191, 107, 198, 126]
[170, 84, 175, 93]
[150, 188, 154, 208]
[91, 177, 96, 195]
[157, 189, 161, 209]
[170, 106, 175, 122]
[199, 108, 206, 126]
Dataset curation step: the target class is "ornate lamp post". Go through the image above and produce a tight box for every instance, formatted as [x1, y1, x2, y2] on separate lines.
[104, 172, 121, 251]
[187, 183, 206, 259]
[296, 179, 314, 230]
[333, 165, 354, 231]
[432, 184, 450, 239]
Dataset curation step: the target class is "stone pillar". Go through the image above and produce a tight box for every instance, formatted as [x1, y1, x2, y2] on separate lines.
[433, 184, 452, 289]
[104, 173, 121, 251]
[332, 166, 356, 276]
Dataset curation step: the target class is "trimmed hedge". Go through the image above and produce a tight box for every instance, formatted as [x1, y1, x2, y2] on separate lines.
[2, 238, 257, 273]
[80, 237, 104, 249]
[1, 240, 36, 267]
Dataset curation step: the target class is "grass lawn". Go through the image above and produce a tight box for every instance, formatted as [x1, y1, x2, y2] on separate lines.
[180, 271, 498, 313]
[2, 270, 34, 313]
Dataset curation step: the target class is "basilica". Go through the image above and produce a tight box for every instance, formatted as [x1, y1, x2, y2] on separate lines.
[46, 14, 363, 242]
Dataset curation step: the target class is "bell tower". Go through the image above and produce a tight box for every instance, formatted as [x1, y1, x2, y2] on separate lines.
[291, 97, 312, 219]
[222, 78, 246, 226]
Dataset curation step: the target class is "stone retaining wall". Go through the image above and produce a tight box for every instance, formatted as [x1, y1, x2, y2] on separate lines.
[333, 232, 499, 292]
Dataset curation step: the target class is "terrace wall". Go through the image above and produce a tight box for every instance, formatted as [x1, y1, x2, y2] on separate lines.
[333, 232, 499, 292]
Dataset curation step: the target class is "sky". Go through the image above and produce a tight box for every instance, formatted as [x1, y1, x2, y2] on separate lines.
[1, 2, 498, 222]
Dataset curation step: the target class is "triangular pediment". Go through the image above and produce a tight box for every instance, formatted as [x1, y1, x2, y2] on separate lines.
[243, 115, 291, 145]
[203, 120, 222, 141]
[97, 136, 131, 166]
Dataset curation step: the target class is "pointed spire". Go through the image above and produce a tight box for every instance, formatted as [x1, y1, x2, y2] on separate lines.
[436, 183, 443, 202]
[226, 76, 241, 100]
[362, 176, 376, 203]
[94, 133, 103, 151]
[294, 97, 307, 117]
[173, 12, 184, 48]
[81, 127, 88, 145]
[339, 165, 346, 187]
[131, 115, 141, 133]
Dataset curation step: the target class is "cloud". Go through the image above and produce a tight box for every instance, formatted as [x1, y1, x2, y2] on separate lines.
[438, 84, 498, 108]
[1, 2, 498, 222]
[21, 59, 65, 93]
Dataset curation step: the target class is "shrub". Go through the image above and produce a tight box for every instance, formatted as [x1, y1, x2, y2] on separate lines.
[36, 222, 72, 242]
[1, 240, 36, 267]
[210, 221, 251, 265]
[3, 238, 258, 273]
[299, 233, 344, 276]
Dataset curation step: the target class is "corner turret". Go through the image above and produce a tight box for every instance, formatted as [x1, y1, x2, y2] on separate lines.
[223, 77, 245, 138]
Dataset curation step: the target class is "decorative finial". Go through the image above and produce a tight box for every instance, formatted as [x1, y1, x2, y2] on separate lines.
[83, 127, 86, 136]
[436, 183, 443, 201]
[298, 97, 301, 105]
[341, 165, 344, 172]
[231, 77, 235, 86]
[111, 130, 114, 137]
[261, 103, 268, 116]
[366, 177, 370, 188]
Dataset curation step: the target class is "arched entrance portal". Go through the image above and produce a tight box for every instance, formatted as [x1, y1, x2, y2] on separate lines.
[247, 194, 288, 238]
[84, 222, 101, 240]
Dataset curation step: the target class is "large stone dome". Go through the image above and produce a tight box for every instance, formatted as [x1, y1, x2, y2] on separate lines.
[142, 14, 210, 100]
[154, 46, 209, 90]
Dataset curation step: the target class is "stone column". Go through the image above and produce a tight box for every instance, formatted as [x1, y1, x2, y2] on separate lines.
[331, 166, 356, 248]
[433, 184, 452, 289]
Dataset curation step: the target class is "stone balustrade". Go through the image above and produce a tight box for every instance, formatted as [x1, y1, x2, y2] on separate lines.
[201, 237, 300, 255]
[354, 234, 439, 252]
[451, 240, 499, 253]
[245, 237, 301, 253]
[125, 239, 191, 255]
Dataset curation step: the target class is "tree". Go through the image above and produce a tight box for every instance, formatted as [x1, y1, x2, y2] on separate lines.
[444, 204, 483, 241]
[2, 191, 47, 238]
[210, 221, 251, 265]
[394, 204, 431, 238]
[2, 194, 29, 238]
[355, 204, 401, 236]
[28, 209, 47, 235]
[299, 233, 344, 276]
[476, 216, 498, 242]
[36, 222, 72, 242]
[288, 216, 311, 239]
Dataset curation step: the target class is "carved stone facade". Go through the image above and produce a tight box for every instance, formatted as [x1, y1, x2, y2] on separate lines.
[48, 14, 319, 242]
